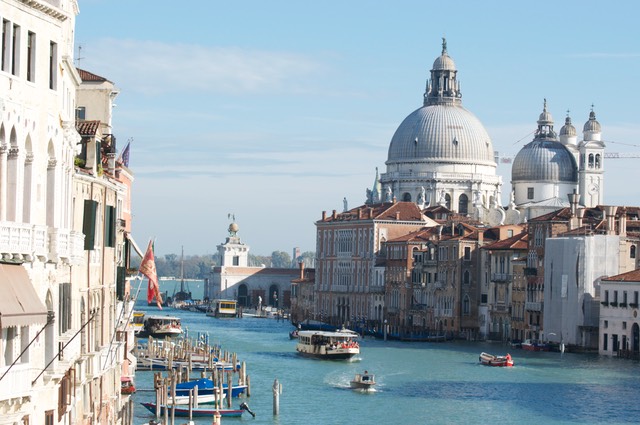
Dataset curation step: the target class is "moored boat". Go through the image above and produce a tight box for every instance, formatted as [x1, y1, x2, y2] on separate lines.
[175, 378, 247, 398]
[206, 299, 238, 318]
[295, 328, 360, 360]
[479, 352, 514, 367]
[137, 315, 183, 338]
[140, 402, 245, 418]
[350, 371, 376, 390]
[521, 339, 550, 351]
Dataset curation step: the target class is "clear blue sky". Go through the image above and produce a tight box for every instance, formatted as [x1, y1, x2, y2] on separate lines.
[75, 0, 640, 256]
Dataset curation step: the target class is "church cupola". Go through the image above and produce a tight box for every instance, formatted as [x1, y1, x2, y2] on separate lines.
[534, 99, 557, 140]
[559, 111, 577, 149]
[583, 107, 602, 142]
[424, 38, 462, 106]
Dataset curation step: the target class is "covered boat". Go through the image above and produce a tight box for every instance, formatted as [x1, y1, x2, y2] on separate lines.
[295, 328, 360, 360]
[140, 402, 244, 418]
[175, 378, 248, 398]
[479, 352, 514, 367]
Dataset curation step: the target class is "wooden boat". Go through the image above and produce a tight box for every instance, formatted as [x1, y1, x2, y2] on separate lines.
[350, 372, 376, 390]
[295, 328, 360, 360]
[175, 378, 247, 398]
[140, 402, 244, 418]
[479, 352, 514, 367]
[137, 315, 183, 338]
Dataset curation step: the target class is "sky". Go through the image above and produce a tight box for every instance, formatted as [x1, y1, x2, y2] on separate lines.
[74, 0, 640, 257]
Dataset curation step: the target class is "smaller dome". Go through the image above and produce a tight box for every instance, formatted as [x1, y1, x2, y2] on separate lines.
[560, 116, 576, 137]
[583, 110, 601, 132]
[538, 99, 553, 125]
[512, 140, 577, 183]
[432, 54, 456, 71]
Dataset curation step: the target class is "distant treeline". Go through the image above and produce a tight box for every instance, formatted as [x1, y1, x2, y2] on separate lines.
[130, 251, 315, 279]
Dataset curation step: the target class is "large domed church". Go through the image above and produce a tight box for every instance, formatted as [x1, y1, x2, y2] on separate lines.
[367, 39, 605, 225]
[371, 38, 502, 222]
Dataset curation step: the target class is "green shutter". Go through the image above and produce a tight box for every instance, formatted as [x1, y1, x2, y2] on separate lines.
[82, 200, 97, 250]
[105, 205, 116, 247]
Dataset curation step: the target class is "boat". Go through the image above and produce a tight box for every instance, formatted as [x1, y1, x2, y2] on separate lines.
[131, 311, 145, 335]
[206, 299, 238, 318]
[167, 390, 226, 405]
[295, 328, 360, 360]
[120, 376, 136, 394]
[289, 329, 299, 339]
[350, 371, 376, 390]
[521, 339, 550, 352]
[175, 378, 248, 398]
[170, 247, 192, 306]
[293, 319, 340, 332]
[140, 402, 245, 418]
[479, 352, 514, 367]
[136, 356, 236, 372]
[137, 315, 183, 338]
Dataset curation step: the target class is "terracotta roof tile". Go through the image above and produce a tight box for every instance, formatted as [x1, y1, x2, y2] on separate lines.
[603, 268, 640, 282]
[76, 120, 101, 136]
[482, 232, 528, 250]
[320, 201, 425, 223]
[76, 68, 109, 82]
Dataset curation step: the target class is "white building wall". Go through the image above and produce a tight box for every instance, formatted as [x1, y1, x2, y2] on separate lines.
[599, 281, 640, 356]
[543, 235, 619, 349]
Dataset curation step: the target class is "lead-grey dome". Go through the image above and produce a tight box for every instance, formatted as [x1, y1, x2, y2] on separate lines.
[583, 110, 601, 132]
[559, 115, 576, 137]
[512, 140, 577, 182]
[387, 104, 495, 165]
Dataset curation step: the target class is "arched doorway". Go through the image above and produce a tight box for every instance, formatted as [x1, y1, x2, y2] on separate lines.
[633, 323, 640, 353]
[237, 284, 249, 307]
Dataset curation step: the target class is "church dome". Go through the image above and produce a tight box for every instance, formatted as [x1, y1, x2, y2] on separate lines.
[432, 53, 456, 71]
[387, 104, 495, 165]
[559, 115, 576, 137]
[583, 110, 601, 132]
[512, 140, 577, 183]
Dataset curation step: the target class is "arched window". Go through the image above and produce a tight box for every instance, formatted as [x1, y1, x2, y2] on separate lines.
[588, 154, 594, 168]
[631, 245, 636, 259]
[458, 194, 468, 214]
[463, 270, 470, 285]
[462, 295, 470, 315]
[402, 192, 411, 202]
[595, 154, 601, 168]
[445, 194, 451, 210]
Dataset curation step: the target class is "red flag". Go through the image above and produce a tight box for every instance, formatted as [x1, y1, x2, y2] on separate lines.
[139, 240, 163, 308]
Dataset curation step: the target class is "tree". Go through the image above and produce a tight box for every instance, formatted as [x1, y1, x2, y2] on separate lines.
[271, 251, 292, 268]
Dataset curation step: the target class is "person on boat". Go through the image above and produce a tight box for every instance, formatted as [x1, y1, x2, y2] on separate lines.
[506, 353, 512, 361]
[362, 370, 369, 381]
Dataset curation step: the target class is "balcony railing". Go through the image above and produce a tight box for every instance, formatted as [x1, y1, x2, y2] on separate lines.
[525, 301, 542, 311]
[0, 222, 84, 265]
[491, 273, 512, 282]
[0, 363, 34, 400]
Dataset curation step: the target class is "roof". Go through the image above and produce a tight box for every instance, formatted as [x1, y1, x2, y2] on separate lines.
[512, 139, 577, 183]
[76, 68, 109, 83]
[602, 268, 640, 283]
[319, 201, 426, 223]
[76, 120, 101, 136]
[482, 232, 528, 250]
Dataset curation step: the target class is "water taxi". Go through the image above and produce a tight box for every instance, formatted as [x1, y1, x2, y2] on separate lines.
[138, 315, 183, 338]
[350, 371, 376, 390]
[479, 352, 514, 367]
[295, 328, 360, 360]
[207, 299, 238, 318]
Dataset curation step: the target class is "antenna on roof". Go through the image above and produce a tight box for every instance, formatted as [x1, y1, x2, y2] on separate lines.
[76, 44, 84, 67]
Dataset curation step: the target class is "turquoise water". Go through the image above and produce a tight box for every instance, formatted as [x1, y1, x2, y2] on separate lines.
[132, 297, 640, 425]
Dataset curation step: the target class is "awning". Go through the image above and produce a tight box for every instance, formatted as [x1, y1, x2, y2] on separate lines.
[125, 233, 145, 258]
[0, 263, 48, 328]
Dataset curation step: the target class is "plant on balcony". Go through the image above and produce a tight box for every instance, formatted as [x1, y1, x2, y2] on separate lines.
[74, 157, 86, 168]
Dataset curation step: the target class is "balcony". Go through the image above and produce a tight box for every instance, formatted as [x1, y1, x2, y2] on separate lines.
[491, 273, 512, 282]
[525, 301, 542, 311]
[0, 363, 34, 400]
[0, 222, 84, 265]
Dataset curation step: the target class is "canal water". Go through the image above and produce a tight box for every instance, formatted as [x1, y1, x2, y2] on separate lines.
[132, 284, 640, 425]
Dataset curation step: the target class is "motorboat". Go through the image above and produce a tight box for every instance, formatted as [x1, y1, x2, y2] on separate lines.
[479, 352, 514, 367]
[175, 378, 248, 398]
[137, 315, 183, 338]
[295, 328, 360, 360]
[206, 299, 238, 318]
[521, 339, 550, 352]
[350, 371, 376, 390]
[140, 402, 245, 418]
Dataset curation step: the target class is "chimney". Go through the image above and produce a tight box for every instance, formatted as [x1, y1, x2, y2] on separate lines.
[604, 206, 618, 235]
[332, 210, 337, 219]
[478, 230, 484, 244]
[298, 260, 305, 280]
[619, 208, 627, 237]
[568, 190, 579, 217]
[357, 208, 362, 219]
[577, 208, 585, 228]
[107, 152, 116, 175]
[322, 211, 326, 220]
[396, 211, 400, 220]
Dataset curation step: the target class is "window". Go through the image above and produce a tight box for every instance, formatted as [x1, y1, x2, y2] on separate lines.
[464, 246, 471, 260]
[603, 333, 608, 351]
[59, 282, 71, 333]
[1, 20, 9, 72]
[604, 290, 609, 303]
[27, 31, 35, 82]
[49, 41, 57, 90]
[458, 194, 468, 215]
[76, 107, 86, 121]
[623, 322, 627, 330]
[11, 23, 20, 76]
[462, 295, 470, 315]
[588, 154, 594, 168]
[595, 154, 601, 168]
[463, 270, 470, 285]
[233, 256, 239, 266]
[527, 187, 534, 200]
[445, 193, 451, 210]
[631, 245, 636, 259]
[604, 320, 608, 328]
[82, 200, 97, 250]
